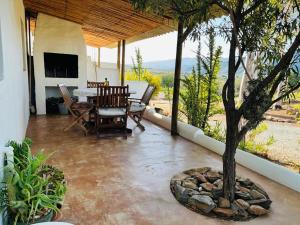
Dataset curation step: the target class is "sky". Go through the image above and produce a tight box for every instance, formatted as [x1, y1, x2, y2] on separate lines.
[87, 31, 230, 65]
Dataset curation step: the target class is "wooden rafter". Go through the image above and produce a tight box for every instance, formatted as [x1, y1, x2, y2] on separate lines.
[23, 0, 175, 47]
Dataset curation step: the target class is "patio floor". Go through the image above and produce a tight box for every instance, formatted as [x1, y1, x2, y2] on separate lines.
[26, 115, 300, 225]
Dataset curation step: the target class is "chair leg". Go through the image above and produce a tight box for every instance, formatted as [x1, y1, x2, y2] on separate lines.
[129, 113, 145, 131]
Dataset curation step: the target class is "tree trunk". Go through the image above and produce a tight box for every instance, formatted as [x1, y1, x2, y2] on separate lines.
[171, 19, 184, 135]
[202, 77, 212, 130]
[223, 114, 238, 202]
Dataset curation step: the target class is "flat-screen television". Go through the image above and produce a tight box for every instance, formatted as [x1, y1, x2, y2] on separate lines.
[44, 52, 78, 78]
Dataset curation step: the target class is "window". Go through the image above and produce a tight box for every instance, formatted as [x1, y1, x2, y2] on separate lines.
[0, 22, 3, 81]
[20, 19, 26, 71]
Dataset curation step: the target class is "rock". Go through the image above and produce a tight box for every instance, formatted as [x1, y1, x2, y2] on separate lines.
[200, 182, 215, 191]
[184, 167, 211, 176]
[194, 173, 208, 183]
[213, 179, 223, 189]
[238, 178, 253, 187]
[173, 183, 185, 201]
[239, 186, 251, 193]
[247, 199, 272, 209]
[199, 191, 213, 198]
[188, 195, 216, 214]
[232, 201, 249, 219]
[195, 167, 211, 174]
[212, 188, 223, 199]
[249, 190, 266, 200]
[248, 205, 268, 216]
[251, 183, 269, 198]
[182, 180, 198, 190]
[236, 191, 252, 200]
[171, 173, 190, 184]
[206, 171, 221, 182]
[185, 177, 198, 185]
[235, 199, 250, 210]
[185, 189, 201, 197]
[218, 197, 231, 208]
[213, 208, 234, 218]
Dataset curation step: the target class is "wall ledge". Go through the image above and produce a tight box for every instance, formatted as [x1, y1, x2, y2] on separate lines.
[144, 107, 300, 193]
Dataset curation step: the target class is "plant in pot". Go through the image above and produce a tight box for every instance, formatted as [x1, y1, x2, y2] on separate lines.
[0, 138, 67, 225]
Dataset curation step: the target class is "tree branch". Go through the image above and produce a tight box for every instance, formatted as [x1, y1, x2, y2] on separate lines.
[242, 0, 266, 16]
[271, 82, 300, 105]
[240, 30, 300, 111]
[182, 23, 195, 41]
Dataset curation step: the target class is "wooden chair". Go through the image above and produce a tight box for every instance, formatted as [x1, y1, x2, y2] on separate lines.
[87, 81, 104, 88]
[58, 84, 93, 135]
[128, 85, 155, 131]
[96, 85, 129, 137]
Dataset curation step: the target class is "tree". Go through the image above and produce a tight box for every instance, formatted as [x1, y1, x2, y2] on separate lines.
[162, 74, 174, 106]
[129, 0, 225, 135]
[127, 48, 162, 96]
[132, 48, 145, 81]
[208, 0, 300, 202]
[131, 0, 300, 204]
[180, 29, 222, 130]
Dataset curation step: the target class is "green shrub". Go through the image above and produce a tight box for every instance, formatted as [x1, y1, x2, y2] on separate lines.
[1, 139, 66, 225]
[204, 122, 226, 142]
[239, 122, 275, 157]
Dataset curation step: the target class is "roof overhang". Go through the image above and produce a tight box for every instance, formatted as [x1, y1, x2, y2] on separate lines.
[24, 0, 176, 48]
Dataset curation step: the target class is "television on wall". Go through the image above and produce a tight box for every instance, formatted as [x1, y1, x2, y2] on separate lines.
[44, 52, 78, 78]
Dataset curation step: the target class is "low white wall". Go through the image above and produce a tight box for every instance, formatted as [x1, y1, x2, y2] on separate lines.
[33, 14, 87, 115]
[144, 108, 300, 193]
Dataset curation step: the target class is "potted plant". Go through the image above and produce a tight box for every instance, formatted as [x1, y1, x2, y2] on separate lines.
[0, 138, 67, 225]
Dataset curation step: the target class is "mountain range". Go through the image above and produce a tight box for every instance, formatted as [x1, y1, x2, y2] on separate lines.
[142, 57, 245, 77]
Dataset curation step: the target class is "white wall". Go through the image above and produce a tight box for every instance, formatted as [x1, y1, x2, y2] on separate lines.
[33, 14, 87, 114]
[144, 108, 300, 193]
[0, 0, 29, 146]
[86, 59, 120, 85]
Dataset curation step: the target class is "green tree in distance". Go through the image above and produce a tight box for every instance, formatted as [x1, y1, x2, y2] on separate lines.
[132, 48, 145, 81]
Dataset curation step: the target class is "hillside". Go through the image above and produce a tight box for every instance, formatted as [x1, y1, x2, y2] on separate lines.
[142, 57, 245, 77]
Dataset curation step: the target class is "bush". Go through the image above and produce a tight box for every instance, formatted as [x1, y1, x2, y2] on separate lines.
[1, 139, 66, 225]
[125, 70, 161, 96]
[238, 122, 275, 157]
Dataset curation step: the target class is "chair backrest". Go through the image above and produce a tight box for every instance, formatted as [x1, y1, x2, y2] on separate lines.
[87, 81, 104, 88]
[96, 85, 129, 109]
[125, 81, 148, 99]
[141, 85, 155, 105]
[57, 84, 73, 108]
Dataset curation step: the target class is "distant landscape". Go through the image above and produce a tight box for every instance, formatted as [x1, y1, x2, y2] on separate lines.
[142, 57, 245, 77]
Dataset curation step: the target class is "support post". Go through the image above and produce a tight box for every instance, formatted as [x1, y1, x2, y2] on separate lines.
[121, 39, 126, 86]
[171, 19, 184, 135]
[117, 41, 121, 74]
[97, 48, 101, 68]
[25, 11, 34, 113]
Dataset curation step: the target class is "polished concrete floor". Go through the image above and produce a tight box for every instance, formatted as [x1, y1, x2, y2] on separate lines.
[26, 115, 300, 225]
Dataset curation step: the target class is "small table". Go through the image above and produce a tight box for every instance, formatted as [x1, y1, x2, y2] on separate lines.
[73, 88, 136, 97]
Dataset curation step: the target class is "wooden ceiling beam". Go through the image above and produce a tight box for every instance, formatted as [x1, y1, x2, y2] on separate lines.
[23, 0, 175, 47]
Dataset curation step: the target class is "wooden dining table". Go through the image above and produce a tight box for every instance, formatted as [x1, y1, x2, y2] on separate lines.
[73, 87, 136, 135]
[73, 88, 136, 97]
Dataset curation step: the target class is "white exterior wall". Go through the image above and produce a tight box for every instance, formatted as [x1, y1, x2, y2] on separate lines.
[86, 59, 120, 86]
[0, 0, 29, 146]
[33, 14, 87, 115]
